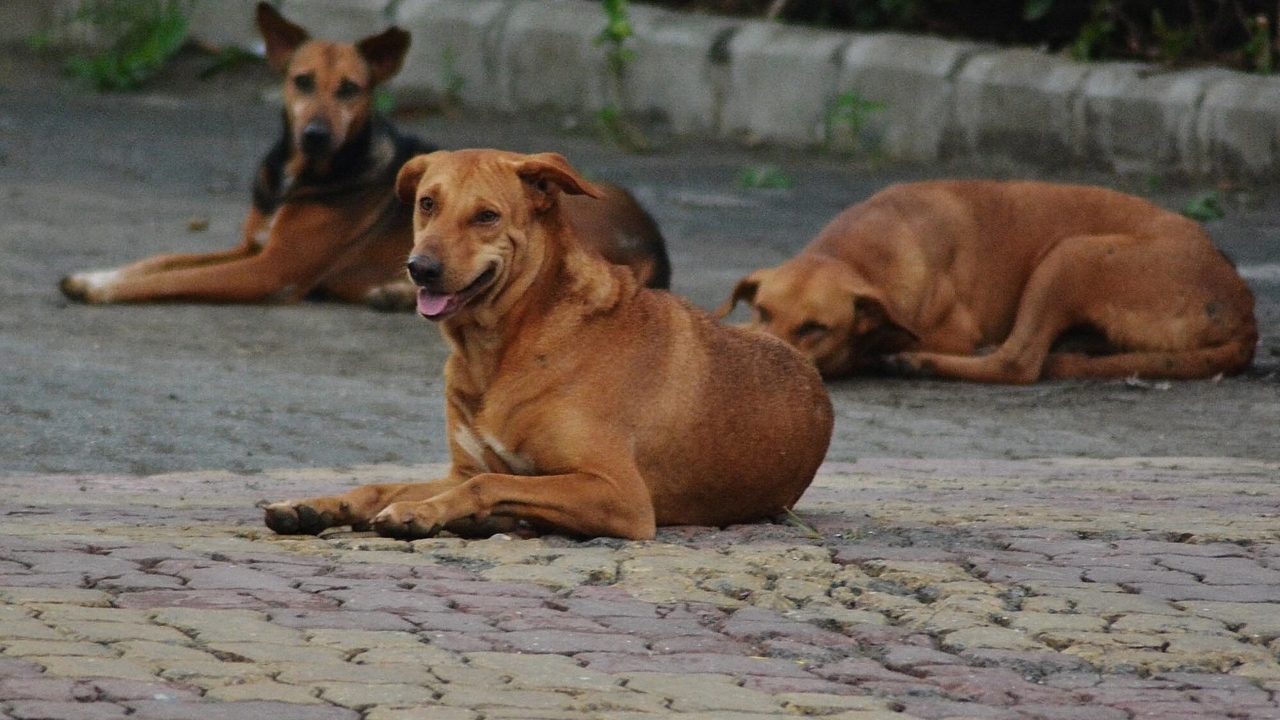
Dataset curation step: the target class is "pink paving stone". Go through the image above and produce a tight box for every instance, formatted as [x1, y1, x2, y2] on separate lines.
[491, 607, 611, 633]
[761, 638, 854, 663]
[881, 644, 966, 670]
[549, 597, 662, 619]
[127, 700, 360, 720]
[330, 564, 416, 580]
[448, 593, 549, 614]
[178, 565, 297, 591]
[920, 666, 1073, 705]
[649, 635, 758, 655]
[410, 565, 478, 581]
[0, 678, 92, 701]
[0, 658, 45, 679]
[266, 608, 418, 631]
[322, 588, 452, 613]
[959, 649, 1094, 675]
[405, 611, 495, 633]
[113, 589, 336, 610]
[1121, 583, 1280, 602]
[1082, 567, 1197, 584]
[816, 658, 924, 684]
[1015, 704, 1128, 720]
[95, 573, 187, 592]
[597, 616, 719, 638]
[720, 618, 861, 646]
[1156, 555, 1280, 585]
[578, 651, 814, 678]
[833, 546, 961, 564]
[0, 572, 89, 588]
[897, 698, 1023, 720]
[6, 700, 129, 720]
[499, 629, 650, 654]
[1109, 540, 1252, 557]
[413, 578, 554, 599]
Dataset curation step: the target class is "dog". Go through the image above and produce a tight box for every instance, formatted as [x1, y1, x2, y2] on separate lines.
[717, 180, 1257, 384]
[59, 3, 669, 308]
[262, 149, 832, 540]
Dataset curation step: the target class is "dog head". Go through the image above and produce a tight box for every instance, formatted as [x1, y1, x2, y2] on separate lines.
[257, 2, 410, 164]
[394, 149, 602, 323]
[715, 254, 919, 377]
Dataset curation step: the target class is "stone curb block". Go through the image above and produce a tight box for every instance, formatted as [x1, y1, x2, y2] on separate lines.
[10, 0, 1280, 178]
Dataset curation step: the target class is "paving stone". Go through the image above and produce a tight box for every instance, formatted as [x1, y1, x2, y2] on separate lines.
[56, 621, 192, 644]
[204, 680, 323, 704]
[275, 661, 437, 686]
[0, 589, 112, 607]
[364, 708, 477, 720]
[621, 672, 784, 713]
[126, 700, 361, 719]
[35, 656, 158, 682]
[436, 686, 577, 711]
[268, 609, 418, 632]
[317, 681, 441, 708]
[499, 629, 650, 654]
[5, 700, 129, 720]
[464, 651, 621, 692]
[3, 641, 118, 658]
[579, 651, 813, 678]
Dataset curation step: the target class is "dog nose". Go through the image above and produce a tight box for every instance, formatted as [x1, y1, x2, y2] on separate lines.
[406, 255, 443, 286]
[300, 121, 331, 155]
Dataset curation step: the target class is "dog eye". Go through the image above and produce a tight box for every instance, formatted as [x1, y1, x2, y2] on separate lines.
[418, 197, 435, 214]
[292, 73, 315, 93]
[474, 210, 500, 225]
[336, 79, 361, 100]
[795, 322, 830, 339]
[756, 307, 773, 324]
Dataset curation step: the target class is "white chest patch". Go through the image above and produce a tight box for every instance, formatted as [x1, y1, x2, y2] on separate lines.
[453, 425, 537, 475]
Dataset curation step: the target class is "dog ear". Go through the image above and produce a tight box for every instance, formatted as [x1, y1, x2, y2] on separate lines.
[395, 153, 436, 205]
[713, 269, 771, 319]
[356, 27, 412, 87]
[515, 153, 603, 212]
[256, 2, 309, 74]
[852, 294, 919, 354]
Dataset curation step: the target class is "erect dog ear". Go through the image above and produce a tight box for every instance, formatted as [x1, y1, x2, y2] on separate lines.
[852, 293, 920, 355]
[713, 268, 772, 319]
[514, 153, 603, 212]
[356, 27, 411, 87]
[395, 153, 437, 205]
[256, 2, 309, 74]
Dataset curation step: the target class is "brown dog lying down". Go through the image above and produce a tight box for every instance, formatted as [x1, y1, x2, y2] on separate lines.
[717, 180, 1257, 384]
[263, 149, 833, 540]
[59, 2, 669, 309]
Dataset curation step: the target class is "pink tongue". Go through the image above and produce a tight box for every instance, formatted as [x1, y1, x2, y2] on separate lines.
[417, 288, 455, 318]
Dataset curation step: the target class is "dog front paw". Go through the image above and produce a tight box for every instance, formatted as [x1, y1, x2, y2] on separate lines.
[372, 501, 445, 540]
[880, 352, 936, 378]
[263, 501, 339, 535]
[59, 270, 119, 303]
[365, 281, 417, 313]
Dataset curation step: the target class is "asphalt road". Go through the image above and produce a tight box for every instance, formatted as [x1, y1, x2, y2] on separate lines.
[2, 49, 1279, 475]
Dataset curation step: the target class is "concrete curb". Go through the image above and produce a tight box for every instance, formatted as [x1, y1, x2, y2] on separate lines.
[11, 0, 1280, 179]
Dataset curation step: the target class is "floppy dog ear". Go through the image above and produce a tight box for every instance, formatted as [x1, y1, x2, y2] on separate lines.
[713, 269, 772, 319]
[256, 2, 310, 74]
[357, 27, 412, 87]
[395, 153, 437, 205]
[852, 294, 920, 355]
[514, 153, 603, 212]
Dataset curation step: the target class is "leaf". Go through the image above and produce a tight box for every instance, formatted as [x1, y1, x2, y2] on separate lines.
[1023, 0, 1055, 22]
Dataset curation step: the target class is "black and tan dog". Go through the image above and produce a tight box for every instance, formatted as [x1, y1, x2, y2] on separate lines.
[719, 180, 1256, 383]
[263, 150, 832, 540]
[60, 3, 668, 307]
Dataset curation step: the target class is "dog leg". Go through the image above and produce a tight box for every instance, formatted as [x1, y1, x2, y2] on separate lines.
[1044, 339, 1256, 380]
[263, 478, 466, 535]
[371, 471, 658, 541]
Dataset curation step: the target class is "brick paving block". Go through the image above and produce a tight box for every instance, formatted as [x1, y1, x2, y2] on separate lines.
[1123, 583, 1280, 603]
[814, 657, 924, 685]
[204, 680, 324, 704]
[741, 674, 867, 696]
[1083, 567, 1198, 584]
[303, 629, 426, 650]
[6, 700, 129, 720]
[94, 573, 187, 592]
[622, 672, 784, 713]
[500, 629, 650, 655]
[419, 630, 501, 652]
[35, 656, 158, 682]
[1110, 540, 1251, 558]
[82, 677, 201, 702]
[776, 692, 895, 714]
[365, 708, 478, 720]
[4, 640, 119, 658]
[898, 697, 1024, 719]
[404, 611, 495, 634]
[0, 677, 90, 701]
[276, 660, 436, 686]
[960, 649, 1094, 676]
[436, 685, 577, 712]
[1157, 555, 1280, 586]
[0, 618, 64, 640]
[580, 651, 814, 678]
[648, 635, 758, 655]
[1014, 704, 1129, 720]
[57, 621, 192, 645]
[0, 588, 112, 606]
[113, 641, 219, 664]
[413, 578, 555, 600]
[596, 615, 718, 639]
[321, 589, 452, 613]
[446, 593, 549, 615]
[127, 700, 360, 720]
[267, 609, 417, 632]
[463, 652, 621, 692]
[317, 681, 441, 708]
[881, 644, 967, 671]
[0, 657, 44, 679]
[0, 573, 90, 588]
[491, 607, 611, 633]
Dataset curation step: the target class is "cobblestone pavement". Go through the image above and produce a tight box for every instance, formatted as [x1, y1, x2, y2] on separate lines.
[3, 458, 1279, 719]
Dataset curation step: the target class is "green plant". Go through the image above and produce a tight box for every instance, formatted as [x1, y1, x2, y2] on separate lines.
[1069, 3, 1116, 62]
[1242, 13, 1274, 73]
[1182, 191, 1226, 222]
[825, 90, 886, 154]
[55, 0, 194, 91]
[736, 164, 795, 189]
[595, 0, 647, 150]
